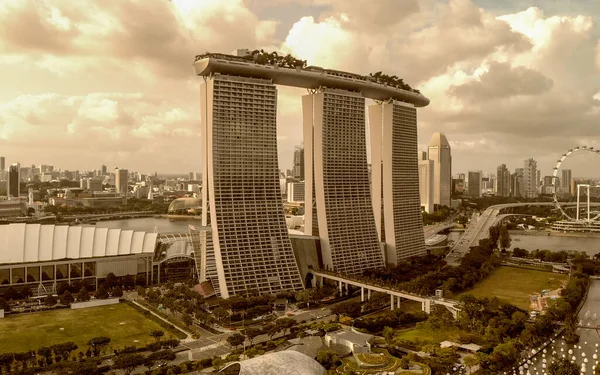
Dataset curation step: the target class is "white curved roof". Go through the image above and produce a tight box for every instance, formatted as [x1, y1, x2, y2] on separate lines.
[0, 224, 158, 264]
[220, 351, 326, 375]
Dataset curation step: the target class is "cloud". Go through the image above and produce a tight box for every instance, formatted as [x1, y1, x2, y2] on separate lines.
[448, 61, 553, 101]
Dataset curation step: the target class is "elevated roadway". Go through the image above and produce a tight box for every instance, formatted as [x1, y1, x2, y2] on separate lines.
[446, 202, 600, 266]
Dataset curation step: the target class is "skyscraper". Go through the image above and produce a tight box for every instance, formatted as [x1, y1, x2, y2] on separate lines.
[114, 168, 129, 194]
[101, 165, 107, 176]
[303, 89, 384, 274]
[427, 133, 452, 208]
[0, 157, 4, 171]
[7, 163, 20, 198]
[496, 164, 510, 197]
[522, 158, 538, 198]
[468, 170, 482, 197]
[292, 146, 304, 180]
[199, 74, 303, 298]
[369, 101, 426, 262]
[418, 157, 434, 213]
[562, 169, 572, 194]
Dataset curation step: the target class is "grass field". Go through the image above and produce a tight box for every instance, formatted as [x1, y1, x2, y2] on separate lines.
[395, 326, 460, 345]
[0, 303, 180, 353]
[457, 266, 568, 310]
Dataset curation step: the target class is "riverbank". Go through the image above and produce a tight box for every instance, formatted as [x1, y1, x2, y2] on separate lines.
[509, 229, 600, 239]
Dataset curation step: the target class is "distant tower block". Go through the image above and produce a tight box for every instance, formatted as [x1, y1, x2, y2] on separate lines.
[199, 74, 304, 298]
[303, 88, 384, 274]
[369, 101, 426, 264]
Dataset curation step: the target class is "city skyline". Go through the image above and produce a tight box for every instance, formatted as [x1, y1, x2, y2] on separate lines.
[0, 0, 598, 175]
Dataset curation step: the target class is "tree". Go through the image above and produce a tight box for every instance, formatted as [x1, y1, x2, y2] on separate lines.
[60, 290, 74, 305]
[488, 225, 500, 248]
[316, 349, 341, 370]
[331, 300, 362, 318]
[0, 298, 10, 312]
[45, 294, 58, 306]
[499, 225, 512, 251]
[112, 353, 144, 375]
[21, 286, 32, 299]
[37, 346, 53, 366]
[57, 281, 70, 295]
[275, 317, 296, 336]
[112, 286, 123, 298]
[0, 353, 14, 374]
[181, 312, 193, 327]
[213, 306, 229, 322]
[95, 285, 109, 299]
[548, 358, 579, 375]
[149, 330, 164, 342]
[226, 333, 245, 348]
[104, 273, 117, 288]
[463, 355, 479, 374]
[244, 327, 262, 346]
[87, 336, 111, 357]
[148, 349, 176, 367]
[4, 286, 19, 301]
[77, 286, 90, 302]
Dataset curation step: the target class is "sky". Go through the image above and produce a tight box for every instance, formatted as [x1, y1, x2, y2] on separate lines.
[0, 0, 598, 177]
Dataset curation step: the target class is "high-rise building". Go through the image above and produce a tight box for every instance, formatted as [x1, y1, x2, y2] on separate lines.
[188, 172, 194, 181]
[292, 147, 304, 181]
[427, 132, 452, 208]
[496, 164, 510, 197]
[369, 101, 426, 262]
[418, 158, 434, 213]
[562, 169, 572, 194]
[101, 165, 107, 176]
[199, 74, 303, 298]
[114, 168, 129, 194]
[7, 163, 20, 198]
[303, 88, 384, 274]
[511, 168, 523, 197]
[286, 181, 305, 203]
[0, 157, 4, 171]
[467, 170, 482, 197]
[522, 158, 538, 198]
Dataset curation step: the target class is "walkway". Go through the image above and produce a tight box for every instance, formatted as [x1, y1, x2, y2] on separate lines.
[309, 270, 460, 318]
[130, 300, 194, 341]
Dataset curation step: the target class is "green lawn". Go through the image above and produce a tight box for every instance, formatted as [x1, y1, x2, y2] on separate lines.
[394, 326, 459, 345]
[457, 266, 568, 310]
[0, 303, 180, 353]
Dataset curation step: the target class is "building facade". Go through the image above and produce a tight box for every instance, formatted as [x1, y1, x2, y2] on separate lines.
[7, 163, 20, 198]
[287, 181, 305, 203]
[561, 169, 572, 194]
[496, 164, 510, 197]
[369, 101, 426, 263]
[427, 133, 452, 208]
[418, 158, 435, 213]
[115, 168, 129, 194]
[468, 170, 482, 198]
[522, 158, 538, 198]
[0, 157, 4, 172]
[199, 74, 304, 298]
[292, 147, 305, 181]
[303, 89, 384, 274]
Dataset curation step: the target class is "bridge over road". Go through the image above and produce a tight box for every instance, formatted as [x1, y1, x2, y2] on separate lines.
[309, 269, 461, 318]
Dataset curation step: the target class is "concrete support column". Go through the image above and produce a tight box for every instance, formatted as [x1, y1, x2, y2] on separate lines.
[338, 281, 343, 295]
[390, 295, 395, 311]
[361, 287, 365, 302]
[367, 289, 371, 300]
[397, 297, 401, 309]
[9, 268, 12, 285]
[320, 276, 324, 287]
[422, 299, 431, 314]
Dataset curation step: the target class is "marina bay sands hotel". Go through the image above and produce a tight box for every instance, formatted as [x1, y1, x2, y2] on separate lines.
[194, 50, 430, 298]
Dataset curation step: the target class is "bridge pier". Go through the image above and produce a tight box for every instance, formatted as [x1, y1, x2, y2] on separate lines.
[367, 289, 371, 300]
[319, 276, 324, 288]
[361, 287, 364, 302]
[338, 280, 342, 296]
[390, 295, 395, 311]
[421, 299, 431, 314]
[397, 297, 401, 309]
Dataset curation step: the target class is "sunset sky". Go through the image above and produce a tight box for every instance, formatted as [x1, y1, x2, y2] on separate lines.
[0, 0, 598, 176]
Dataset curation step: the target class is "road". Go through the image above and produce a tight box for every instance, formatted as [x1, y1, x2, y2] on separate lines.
[445, 202, 600, 266]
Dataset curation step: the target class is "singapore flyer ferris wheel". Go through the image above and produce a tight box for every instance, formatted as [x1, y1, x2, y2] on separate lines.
[552, 145, 600, 223]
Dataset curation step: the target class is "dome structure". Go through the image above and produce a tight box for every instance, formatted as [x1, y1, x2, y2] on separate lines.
[167, 197, 201, 213]
[219, 350, 326, 375]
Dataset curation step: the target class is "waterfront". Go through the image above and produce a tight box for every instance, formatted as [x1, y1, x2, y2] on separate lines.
[448, 232, 600, 256]
[526, 279, 600, 374]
